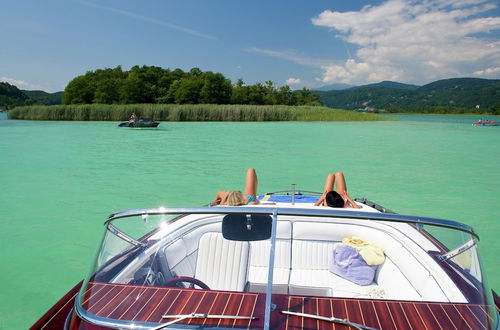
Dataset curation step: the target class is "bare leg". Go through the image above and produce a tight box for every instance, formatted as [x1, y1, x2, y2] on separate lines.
[314, 173, 336, 206]
[243, 168, 258, 197]
[334, 172, 347, 194]
[323, 173, 335, 193]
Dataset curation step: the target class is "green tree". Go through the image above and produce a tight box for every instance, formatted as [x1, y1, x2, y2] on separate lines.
[189, 67, 203, 77]
[488, 102, 500, 115]
[172, 78, 204, 104]
[164, 80, 181, 104]
[125, 66, 160, 103]
[295, 88, 320, 105]
[263, 81, 278, 105]
[200, 72, 232, 104]
[60, 65, 327, 107]
[120, 73, 149, 103]
[63, 75, 95, 104]
[231, 79, 250, 104]
[276, 85, 296, 105]
[93, 78, 123, 104]
[247, 83, 266, 105]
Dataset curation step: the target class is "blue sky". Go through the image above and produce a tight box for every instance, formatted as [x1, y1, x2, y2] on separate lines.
[1, 0, 499, 92]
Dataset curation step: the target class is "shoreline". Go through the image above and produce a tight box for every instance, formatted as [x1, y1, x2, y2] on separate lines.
[7, 104, 388, 122]
[385, 112, 500, 117]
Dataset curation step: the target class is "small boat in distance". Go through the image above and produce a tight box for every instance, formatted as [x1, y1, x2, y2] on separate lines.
[118, 118, 160, 128]
[472, 119, 499, 126]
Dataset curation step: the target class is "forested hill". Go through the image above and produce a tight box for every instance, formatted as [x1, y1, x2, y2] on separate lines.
[0, 82, 30, 108]
[61, 66, 319, 106]
[0, 82, 63, 108]
[1, 66, 320, 108]
[3, 73, 499, 114]
[23, 90, 63, 105]
[316, 78, 500, 113]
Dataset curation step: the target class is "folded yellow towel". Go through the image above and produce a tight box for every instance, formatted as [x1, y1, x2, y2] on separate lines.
[342, 237, 385, 266]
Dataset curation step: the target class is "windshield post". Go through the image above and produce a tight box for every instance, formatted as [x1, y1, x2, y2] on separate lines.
[263, 209, 278, 329]
[438, 238, 477, 261]
[106, 223, 146, 248]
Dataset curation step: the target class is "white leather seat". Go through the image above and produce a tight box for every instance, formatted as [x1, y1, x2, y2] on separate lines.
[194, 232, 250, 291]
[289, 239, 380, 297]
[290, 222, 453, 301]
[247, 221, 292, 294]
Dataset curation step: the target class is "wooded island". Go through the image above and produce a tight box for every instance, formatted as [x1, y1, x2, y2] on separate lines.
[2, 65, 499, 120]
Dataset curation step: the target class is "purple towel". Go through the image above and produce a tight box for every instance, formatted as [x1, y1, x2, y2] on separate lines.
[329, 244, 377, 286]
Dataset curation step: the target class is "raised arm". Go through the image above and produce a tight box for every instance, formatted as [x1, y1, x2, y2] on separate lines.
[315, 173, 335, 206]
[314, 191, 327, 206]
[339, 191, 360, 209]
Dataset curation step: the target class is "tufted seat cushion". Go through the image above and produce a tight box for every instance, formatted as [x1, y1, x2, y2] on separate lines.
[247, 222, 292, 293]
[290, 222, 451, 300]
[290, 239, 380, 297]
[194, 232, 250, 291]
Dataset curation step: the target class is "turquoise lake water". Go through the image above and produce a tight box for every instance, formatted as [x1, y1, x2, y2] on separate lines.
[0, 112, 499, 329]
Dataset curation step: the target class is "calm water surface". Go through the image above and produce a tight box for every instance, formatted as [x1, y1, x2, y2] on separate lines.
[0, 113, 499, 329]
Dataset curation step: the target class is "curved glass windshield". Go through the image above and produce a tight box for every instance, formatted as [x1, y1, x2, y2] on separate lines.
[75, 208, 498, 329]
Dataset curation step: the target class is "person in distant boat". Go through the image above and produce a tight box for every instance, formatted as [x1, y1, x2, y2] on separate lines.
[129, 112, 136, 122]
[314, 172, 360, 208]
[213, 168, 259, 206]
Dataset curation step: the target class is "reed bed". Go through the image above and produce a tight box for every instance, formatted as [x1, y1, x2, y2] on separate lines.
[8, 104, 386, 121]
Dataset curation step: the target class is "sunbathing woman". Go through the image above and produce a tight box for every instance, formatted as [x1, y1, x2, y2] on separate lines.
[314, 172, 359, 208]
[213, 168, 260, 206]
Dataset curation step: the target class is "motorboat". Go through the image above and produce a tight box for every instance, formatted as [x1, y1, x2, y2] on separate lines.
[118, 118, 160, 128]
[31, 188, 500, 329]
[472, 119, 499, 126]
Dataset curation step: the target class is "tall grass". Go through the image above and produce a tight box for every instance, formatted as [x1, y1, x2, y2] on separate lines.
[8, 104, 387, 121]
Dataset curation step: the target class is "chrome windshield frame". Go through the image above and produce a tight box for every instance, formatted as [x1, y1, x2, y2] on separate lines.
[106, 223, 147, 248]
[105, 206, 478, 239]
[439, 238, 477, 261]
[264, 209, 278, 329]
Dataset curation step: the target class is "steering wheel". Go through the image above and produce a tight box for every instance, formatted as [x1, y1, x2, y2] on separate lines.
[164, 276, 210, 290]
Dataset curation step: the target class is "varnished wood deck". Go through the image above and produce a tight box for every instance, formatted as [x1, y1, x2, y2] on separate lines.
[82, 282, 265, 328]
[81, 282, 493, 329]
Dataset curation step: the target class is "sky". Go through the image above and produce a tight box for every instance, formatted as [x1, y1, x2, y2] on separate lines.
[1, 0, 499, 92]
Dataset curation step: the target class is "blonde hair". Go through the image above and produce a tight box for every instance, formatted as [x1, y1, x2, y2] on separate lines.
[226, 190, 245, 206]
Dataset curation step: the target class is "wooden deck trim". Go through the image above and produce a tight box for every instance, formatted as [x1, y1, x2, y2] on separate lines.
[78, 281, 493, 329]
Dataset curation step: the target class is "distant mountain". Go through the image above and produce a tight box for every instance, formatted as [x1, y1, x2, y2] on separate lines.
[317, 78, 500, 112]
[314, 83, 354, 91]
[314, 81, 418, 92]
[0, 82, 63, 108]
[348, 81, 419, 91]
[0, 82, 31, 108]
[23, 90, 63, 105]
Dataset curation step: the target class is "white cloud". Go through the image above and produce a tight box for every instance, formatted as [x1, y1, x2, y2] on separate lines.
[472, 66, 500, 77]
[0, 76, 45, 90]
[286, 77, 302, 85]
[312, 0, 500, 85]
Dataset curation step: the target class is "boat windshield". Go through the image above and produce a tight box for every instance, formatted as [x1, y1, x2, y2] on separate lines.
[75, 207, 498, 329]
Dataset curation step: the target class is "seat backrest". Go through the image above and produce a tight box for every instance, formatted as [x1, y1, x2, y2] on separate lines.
[194, 232, 250, 291]
[163, 223, 222, 278]
[249, 221, 292, 269]
[291, 221, 455, 301]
